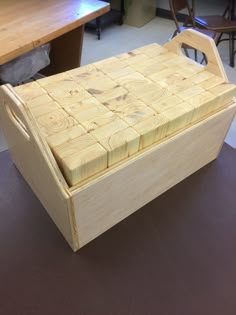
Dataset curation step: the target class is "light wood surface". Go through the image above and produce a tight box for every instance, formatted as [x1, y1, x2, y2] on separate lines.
[1, 29, 236, 251]
[72, 104, 236, 248]
[164, 29, 228, 81]
[0, 85, 78, 250]
[14, 30, 236, 187]
[0, 0, 110, 74]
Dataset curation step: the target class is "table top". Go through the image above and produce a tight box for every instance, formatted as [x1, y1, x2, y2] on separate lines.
[1, 145, 236, 314]
[0, 0, 110, 65]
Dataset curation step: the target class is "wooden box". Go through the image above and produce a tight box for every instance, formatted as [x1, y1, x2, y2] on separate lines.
[124, 0, 156, 27]
[0, 30, 236, 251]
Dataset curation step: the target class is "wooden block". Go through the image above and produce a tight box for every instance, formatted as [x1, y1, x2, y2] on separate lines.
[15, 82, 46, 101]
[189, 70, 214, 84]
[107, 66, 135, 80]
[102, 94, 137, 111]
[148, 67, 177, 83]
[133, 115, 169, 150]
[186, 91, 217, 121]
[128, 82, 160, 97]
[176, 85, 205, 101]
[79, 75, 117, 91]
[208, 83, 236, 106]
[37, 72, 71, 87]
[132, 44, 167, 57]
[72, 103, 109, 123]
[46, 125, 87, 148]
[63, 97, 102, 113]
[121, 105, 155, 126]
[132, 63, 167, 77]
[67, 64, 103, 81]
[116, 72, 151, 91]
[81, 111, 119, 132]
[52, 133, 97, 159]
[158, 73, 188, 89]
[198, 75, 225, 90]
[44, 78, 83, 95]
[151, 52, 177, 64]
[51, 89, 92, 106]
[100, 127, 140, 166]
[122, 53, 149, 66]
[116, 53, 132, 61]
[150, 95, 183, 113]
[162, 103, 195, 136]
[28, 101, 61, 117]
[111, 99, 153, 117]
[25, 94, 55, 108]
[58, 143, 108, 186]
[100, 60, 127, 75]
[130, 57, 157, 71]
[137, 84, 172, 104]
[163, 55, 186, 66]
[166, 77, 194, 94]
[175, 64, 204, 78]
[36, 109, 78, 136]
[90, 119, 128, 141]
[39, 116, 78, 137]
[43, 80, 84, 98]
[92, 86, 128, 103]
[94, 57, 119, 69]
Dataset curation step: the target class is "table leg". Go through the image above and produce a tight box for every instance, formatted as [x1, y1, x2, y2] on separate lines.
[42, 25, 84, 76]
[229, 32, 235, 67]
[96, 17, 101, 40]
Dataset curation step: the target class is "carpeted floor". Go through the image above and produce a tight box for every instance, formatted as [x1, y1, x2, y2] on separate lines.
[0, 144, 236, 315]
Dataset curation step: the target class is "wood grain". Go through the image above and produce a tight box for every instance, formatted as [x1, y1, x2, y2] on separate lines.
[72, 104, 236, 248]
[0, 0, 110, 66]
[59, 143, 108, 186]
[1, 29, 236, 251]
[0, 84, 78, 250]
[10, 29, 236, 187]
[100, 127, 140, 166]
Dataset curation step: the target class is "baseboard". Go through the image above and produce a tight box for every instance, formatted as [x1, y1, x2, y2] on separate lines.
[156, 8, 187, 23]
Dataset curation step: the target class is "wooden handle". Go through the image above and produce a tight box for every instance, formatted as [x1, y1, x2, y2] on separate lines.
[164, 29, 228, 81]
[1, 84, 33, 140]
[0, 84, 69, 191]
[6, 105, 30, 141]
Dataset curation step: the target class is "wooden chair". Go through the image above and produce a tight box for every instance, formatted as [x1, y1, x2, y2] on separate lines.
[169, 0, 216, 61]
[194, 1, 236, 67]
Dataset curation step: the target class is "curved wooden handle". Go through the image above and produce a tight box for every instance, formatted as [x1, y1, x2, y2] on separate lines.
[0, 84, 69, 192]
[1, 84, 32, 140]
[164, 29, 228, 81]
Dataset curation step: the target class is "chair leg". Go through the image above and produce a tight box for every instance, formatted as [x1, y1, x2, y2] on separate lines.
[96, 17, 101, 40]
[200, 53, 207, 65]
[194, 49, 198, 62]
[183, 46, 190, 58]
[216, 33, 223, 46]
[229, 32, 235, 67]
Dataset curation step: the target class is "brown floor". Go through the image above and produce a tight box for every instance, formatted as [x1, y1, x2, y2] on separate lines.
[0, 145, 236, 315]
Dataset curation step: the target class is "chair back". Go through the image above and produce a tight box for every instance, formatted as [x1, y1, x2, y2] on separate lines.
[169, 0, 195, 33]
[223, 2, 231, 20]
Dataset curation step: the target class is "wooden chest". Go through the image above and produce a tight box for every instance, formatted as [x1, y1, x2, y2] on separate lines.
[1, 29, 236, 251]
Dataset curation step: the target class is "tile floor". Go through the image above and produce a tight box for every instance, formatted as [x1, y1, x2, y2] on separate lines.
[0, 16, 235, 152]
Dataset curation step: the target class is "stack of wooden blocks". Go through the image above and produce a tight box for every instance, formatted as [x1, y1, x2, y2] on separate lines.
[15, 43, 236, 188]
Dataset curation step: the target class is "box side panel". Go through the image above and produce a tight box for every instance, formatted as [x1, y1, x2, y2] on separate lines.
[72, 104, 236, 248]
[0, 86, 78, 251]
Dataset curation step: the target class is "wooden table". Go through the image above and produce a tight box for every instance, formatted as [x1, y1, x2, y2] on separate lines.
[0, 0, 110, 75]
